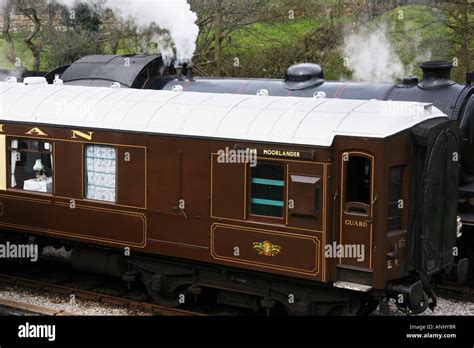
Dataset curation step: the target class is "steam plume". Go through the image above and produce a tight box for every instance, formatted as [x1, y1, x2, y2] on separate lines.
[55, 0, 199, 64]
[342, 25, 405, 82]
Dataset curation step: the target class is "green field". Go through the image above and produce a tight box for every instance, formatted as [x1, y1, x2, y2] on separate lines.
[0, 33, 41, 70]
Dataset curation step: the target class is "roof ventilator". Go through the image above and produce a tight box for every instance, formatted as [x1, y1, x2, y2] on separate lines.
[314, 91, 326, 99]
[172, 85, 184, 92]
[24, 77, 47, 85]
[53, 74, 64, 85]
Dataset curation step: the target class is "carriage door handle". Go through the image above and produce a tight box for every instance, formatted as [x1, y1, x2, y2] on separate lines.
[172, 205, 189, 220]
[179, 207, 189, 220]
[372, 192, 378, 205]
[365, 192, 377, 224]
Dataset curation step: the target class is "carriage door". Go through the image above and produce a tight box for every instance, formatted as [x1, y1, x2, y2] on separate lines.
[338, 152, 374, 270]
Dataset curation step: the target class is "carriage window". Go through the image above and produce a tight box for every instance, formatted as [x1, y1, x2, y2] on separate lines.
[84, 145, 117, 203]
[345, 155, 371, 215]
[388, 166, 404, 231]
[250, 162, 285, 218]
[8, 138, 53, 194]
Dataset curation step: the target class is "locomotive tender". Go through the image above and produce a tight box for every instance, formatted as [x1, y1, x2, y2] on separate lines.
[0, 79, 461, 314]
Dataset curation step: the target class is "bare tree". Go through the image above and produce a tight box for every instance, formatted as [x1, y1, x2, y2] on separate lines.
[1, 0, 18, 67]
[17, 0, 44, 71]
[190, 0, 276, 76]
[191, 0, 363, 78]
[431, 0, 473, 80]
[213, 0, 223, 75]
[3, 0, 59, 71]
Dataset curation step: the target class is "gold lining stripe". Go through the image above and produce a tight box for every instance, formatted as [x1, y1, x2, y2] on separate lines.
[0, 193, 51, 204]
[54, 202, 146, 217]
[0, 221, 147, 248]
[338, 151, 374, 269]
[285, 164, 289, 225]
[0, 194, 147, 246]
[322, 163, 327, 282]
[211, 223, 320, 276]
[243, 162, 247, 219]
[0, 135, 6, 191]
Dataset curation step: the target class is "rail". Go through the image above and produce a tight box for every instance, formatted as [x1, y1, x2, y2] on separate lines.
[0, 298, 76, 316]
[0, 274, 204, 316]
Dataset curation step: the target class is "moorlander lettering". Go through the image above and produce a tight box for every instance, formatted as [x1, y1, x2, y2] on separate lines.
[234, 145, 315, 160]
[262, 149, 301, 158]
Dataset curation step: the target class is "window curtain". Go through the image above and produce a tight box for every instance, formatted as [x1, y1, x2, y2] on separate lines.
[46, 142, 53, 175]
[41, 142, 53, 176]
[10, 140, 18, 187]
[85, 145, 116, 202]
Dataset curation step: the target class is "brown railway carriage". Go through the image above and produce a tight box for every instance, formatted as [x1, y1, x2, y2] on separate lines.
[0, 81, 460, 314]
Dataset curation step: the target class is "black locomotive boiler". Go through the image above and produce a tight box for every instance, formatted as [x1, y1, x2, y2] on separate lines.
[49, 55, 474, 273]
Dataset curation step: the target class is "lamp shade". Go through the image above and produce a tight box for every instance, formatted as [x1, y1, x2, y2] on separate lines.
[33, 159, 45, 172]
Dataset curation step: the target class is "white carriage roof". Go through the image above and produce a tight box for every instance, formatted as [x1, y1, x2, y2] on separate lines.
[0, 82, 446, 147]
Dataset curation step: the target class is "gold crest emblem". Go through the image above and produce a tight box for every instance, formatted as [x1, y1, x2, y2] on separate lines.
[252, 240, 281, 257]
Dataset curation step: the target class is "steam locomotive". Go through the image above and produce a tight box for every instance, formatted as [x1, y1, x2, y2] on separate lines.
[0, 54, 471, 316]
[47, 54, 474, 270]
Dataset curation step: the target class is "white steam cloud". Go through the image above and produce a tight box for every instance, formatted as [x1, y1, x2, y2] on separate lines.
[55, 0, 199, 64]
[343, 25, 405, 82]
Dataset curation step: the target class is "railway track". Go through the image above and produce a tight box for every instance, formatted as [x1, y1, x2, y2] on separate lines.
[0, 298, 77, 316]
[0, 274, 204, 316]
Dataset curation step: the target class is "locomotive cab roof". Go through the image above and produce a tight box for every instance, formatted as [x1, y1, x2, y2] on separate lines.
[0, 81, 446, 147]
[59, 55, 164, 88]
